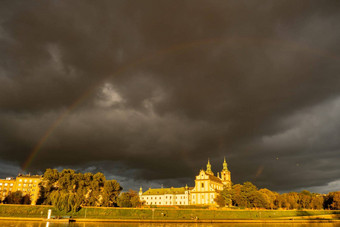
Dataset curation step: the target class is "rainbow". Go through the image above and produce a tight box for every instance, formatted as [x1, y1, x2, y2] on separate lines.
[21, 36, 339, 171]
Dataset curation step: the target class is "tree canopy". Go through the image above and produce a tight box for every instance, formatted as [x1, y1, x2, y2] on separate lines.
[3, 191, 31, 205]
[38, 168, 122, 212]
[216, 182, 335, 210]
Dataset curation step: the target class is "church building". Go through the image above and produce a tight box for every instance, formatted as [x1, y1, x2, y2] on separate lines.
[139, 158, 231, 206]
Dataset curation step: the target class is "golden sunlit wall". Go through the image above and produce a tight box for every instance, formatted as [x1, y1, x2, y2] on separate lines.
[0, 174, 42, 205]
[0, 178, 16, 201]
[139, 159, 232, 207]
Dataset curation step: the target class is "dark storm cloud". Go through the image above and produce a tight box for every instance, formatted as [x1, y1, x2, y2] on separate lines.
[1, 0, 340, 192]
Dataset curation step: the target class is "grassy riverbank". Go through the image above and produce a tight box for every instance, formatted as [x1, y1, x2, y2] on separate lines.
[0, 204, 339, 220]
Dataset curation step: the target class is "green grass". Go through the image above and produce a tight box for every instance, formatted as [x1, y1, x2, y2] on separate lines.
[0, 204, 339, 220]
[0, 204, 55, 218]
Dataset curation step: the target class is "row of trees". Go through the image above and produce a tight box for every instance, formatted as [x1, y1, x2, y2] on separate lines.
[1, 191, 31, 205]
[1, 169, 143, 210]
[216, 182, 340, 210]
[117, 190, 143, 207]
[38, 169, 141, 212]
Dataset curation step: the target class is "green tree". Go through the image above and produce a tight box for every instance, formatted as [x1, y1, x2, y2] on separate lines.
[117, 192, 132, 207]
[215, 187, 232, 207]
[22, 194, 31, 204]
[259, 188, 276, 209]
[4, 191, 28, 204]
[44, 168, 59, 184]
[310, 194, 323, 210]
[240, 182, 258, 208]
[331, 191, 340, 210]
[287, 192, 299, 209]
[273, 192, 282, 209]
[299, 190, 312, 209]
[248, 191, 269, 209]
[129, 190, 143, 207]
[38, 168, 122, 211]
[102, 180, 122, 207]
[117, 190, 142, 207]
[324, 192, 334, 209]
[231, 184, 243, 207]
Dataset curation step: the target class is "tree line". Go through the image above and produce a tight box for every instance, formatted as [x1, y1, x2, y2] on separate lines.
[215, 181, 340, 210]
[3, 169, 339, 211]
[1, 191, 31, 205]
[36, 169, 141, 212]
[1, 169, 142, 210]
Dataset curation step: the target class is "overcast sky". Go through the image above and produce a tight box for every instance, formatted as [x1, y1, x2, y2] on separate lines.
[1, 1, 340, 193]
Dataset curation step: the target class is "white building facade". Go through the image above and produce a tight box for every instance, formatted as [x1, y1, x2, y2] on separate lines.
[139, 186, 191, 205]
[139, 158, 231, 206]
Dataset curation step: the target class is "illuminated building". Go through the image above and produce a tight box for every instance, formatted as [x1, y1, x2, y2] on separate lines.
[0, 174, 42, 205]
[139, 186, 191, 205]
[139, 158, 231, 206]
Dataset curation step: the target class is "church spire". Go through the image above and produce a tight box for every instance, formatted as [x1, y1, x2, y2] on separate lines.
[223, 157, 228, 171]
[206, 159, 214, 175]
[139, 186, 143, 196]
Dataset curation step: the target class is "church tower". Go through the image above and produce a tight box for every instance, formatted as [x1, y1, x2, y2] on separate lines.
[221, 157, 231, 189]
[139, 186, 143, 197]
[206, 159, 214, 175]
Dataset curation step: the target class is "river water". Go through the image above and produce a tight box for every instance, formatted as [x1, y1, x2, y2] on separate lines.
[0, 221, 340, 227]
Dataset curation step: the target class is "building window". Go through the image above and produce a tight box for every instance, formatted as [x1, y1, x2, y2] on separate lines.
[201, 183, 204, 188]
[159, 197, 161, 199]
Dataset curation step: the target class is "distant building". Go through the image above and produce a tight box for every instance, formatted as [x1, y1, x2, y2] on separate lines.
[139, 158, 231, 206]
[139, 186, 191, 205]
[0, 178, 16, 202]
[0, 174, 42, 205]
